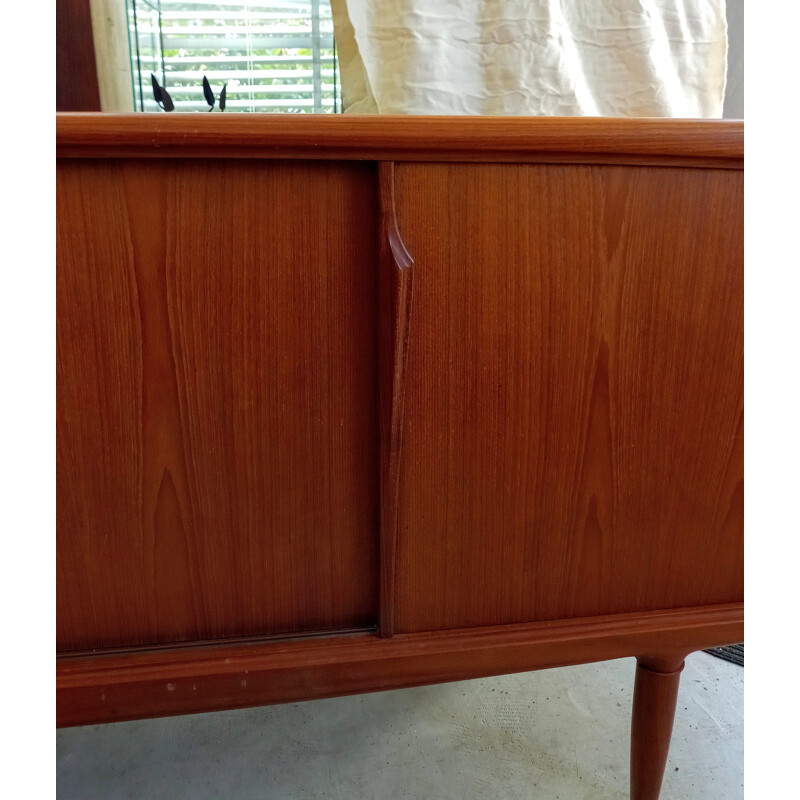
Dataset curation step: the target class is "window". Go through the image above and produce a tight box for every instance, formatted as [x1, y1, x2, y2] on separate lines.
[127, 1, 341, 113]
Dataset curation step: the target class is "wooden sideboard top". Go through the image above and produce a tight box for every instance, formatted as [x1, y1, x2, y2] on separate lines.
[56, 114, 743, 167]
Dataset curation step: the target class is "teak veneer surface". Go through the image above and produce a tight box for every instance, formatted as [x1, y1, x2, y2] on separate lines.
[56, 117, 743, 755]
[391, 162, 743, 633]
[57, 159, 380, 651]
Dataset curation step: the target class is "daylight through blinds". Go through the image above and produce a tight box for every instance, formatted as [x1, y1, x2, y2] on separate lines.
[127, 0, 341, 113]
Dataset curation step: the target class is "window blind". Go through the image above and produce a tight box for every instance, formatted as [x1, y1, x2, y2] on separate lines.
[127, 0, 340, 113]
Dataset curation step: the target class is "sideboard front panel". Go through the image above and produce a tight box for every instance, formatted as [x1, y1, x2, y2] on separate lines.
[392, 162, 744, 633]
[57, 159, 380, 651]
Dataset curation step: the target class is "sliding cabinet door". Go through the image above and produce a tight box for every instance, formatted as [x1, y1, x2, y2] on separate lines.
[57, 159, 379, 651]
[391, 162, 743, 633]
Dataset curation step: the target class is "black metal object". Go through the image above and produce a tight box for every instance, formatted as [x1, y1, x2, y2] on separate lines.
[202, 75, 215, 110]
[704, 643, 744, 667]
[150, 74, 173, 111]
[151, 73, 226, 113]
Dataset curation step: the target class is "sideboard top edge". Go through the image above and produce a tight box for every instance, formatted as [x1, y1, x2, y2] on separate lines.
[56, 114, 744, 164]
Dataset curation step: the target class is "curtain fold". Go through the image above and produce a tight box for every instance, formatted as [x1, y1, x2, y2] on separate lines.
[330, 0, 729, 116]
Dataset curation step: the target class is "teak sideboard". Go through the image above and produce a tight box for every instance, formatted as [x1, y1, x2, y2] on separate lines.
[56, 114, 743, 800]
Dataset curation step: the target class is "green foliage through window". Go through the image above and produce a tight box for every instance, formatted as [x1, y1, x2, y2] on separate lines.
[127, 0, 341, 113]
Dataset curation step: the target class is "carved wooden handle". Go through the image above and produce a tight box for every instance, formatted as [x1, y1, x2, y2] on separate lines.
[378, 162, 414, 638]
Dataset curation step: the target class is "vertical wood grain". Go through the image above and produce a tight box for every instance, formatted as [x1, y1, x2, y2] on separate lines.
[57, 162, 147, 645]
[57, 159, 380, 651]
[392, 162, 744, 633]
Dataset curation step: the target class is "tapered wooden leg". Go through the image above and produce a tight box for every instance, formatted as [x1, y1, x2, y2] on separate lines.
[630, 655, 685, 800]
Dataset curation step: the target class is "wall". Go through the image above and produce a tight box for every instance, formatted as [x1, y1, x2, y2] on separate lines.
[724, 0, 744, 117]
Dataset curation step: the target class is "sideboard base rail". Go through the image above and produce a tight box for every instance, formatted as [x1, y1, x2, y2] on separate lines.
[57, 603, 742, 728]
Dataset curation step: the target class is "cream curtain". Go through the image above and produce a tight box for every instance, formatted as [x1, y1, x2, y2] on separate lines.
[330, 0, 729, 116]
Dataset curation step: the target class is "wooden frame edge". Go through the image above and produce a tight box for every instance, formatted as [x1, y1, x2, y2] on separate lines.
[56, 114, 743, 167]
[57, 603, 743, 727]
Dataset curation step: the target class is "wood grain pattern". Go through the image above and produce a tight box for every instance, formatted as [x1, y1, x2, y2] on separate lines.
[392, 162, 743, 633]
[378, 162, 414, 638]
[57, 118, 743, 779]
[57, 158, 380, 651]
[56, 114, 743, 168]
[56, 2, 101, 111]
[56, 602, 742, 727]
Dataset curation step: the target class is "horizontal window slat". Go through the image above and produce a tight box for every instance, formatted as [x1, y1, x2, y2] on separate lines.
[142, 98, 335, 109]
[136, 55, 334, 65]
[156, 0, 320, 8]
[140, 53, 334, 65]
[158, 69, 335, 80]
[149, 36, 334, 49]
[144, 25, 328, 35]
[155, 12, 330, 21]
[157, 83, 337, 96]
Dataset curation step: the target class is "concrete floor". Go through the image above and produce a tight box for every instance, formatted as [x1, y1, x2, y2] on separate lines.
[57, 652, 742, 799]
